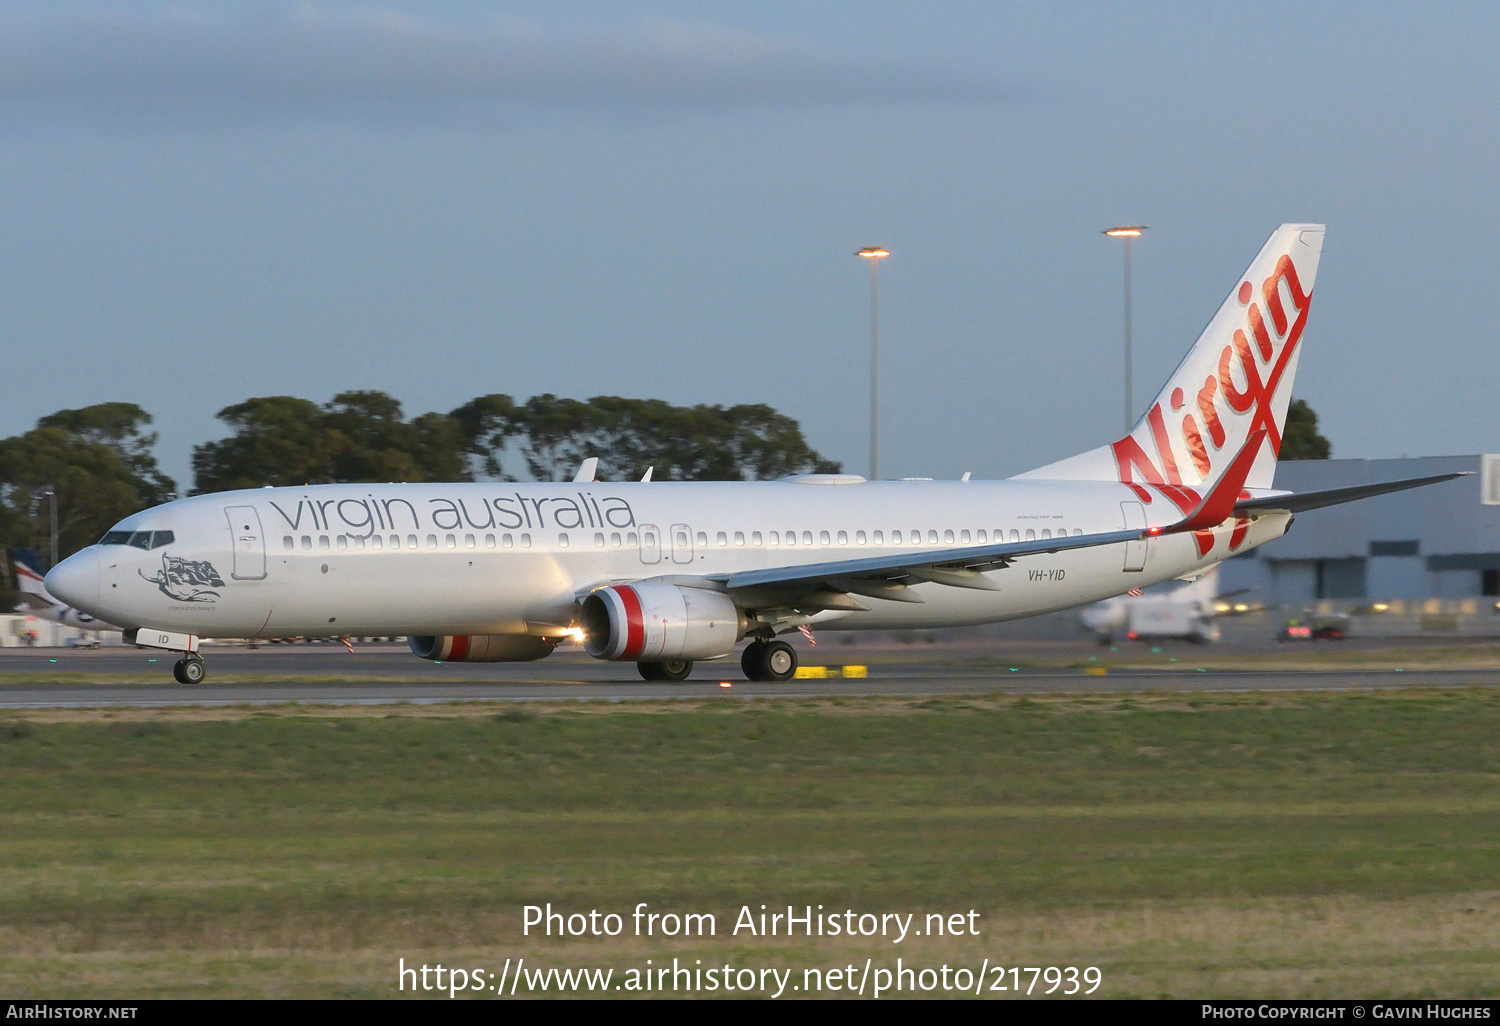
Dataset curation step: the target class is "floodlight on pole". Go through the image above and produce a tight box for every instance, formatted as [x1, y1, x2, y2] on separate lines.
[36, 485, 57, 569]
[1102, 225, 1147, 431]
[856, 247, 889, 479]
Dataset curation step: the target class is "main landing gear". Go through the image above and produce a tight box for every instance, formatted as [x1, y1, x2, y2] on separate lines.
[172, 654, 207, 684]
[741, 639, 797, 682]
[638, 658, 693, 682]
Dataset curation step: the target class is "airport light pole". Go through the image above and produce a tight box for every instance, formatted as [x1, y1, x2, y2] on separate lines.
[1103, 226, 1147, 432]
[37, 485, 57, 568]
[857, 247, 889, 479]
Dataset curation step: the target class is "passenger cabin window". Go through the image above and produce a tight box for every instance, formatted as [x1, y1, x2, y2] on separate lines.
[785, 532, 795, 546]
[1041, 529, 1051, 539]
[976, 530, 987, 543]
[891, 531, 901, 544]
[961, 530, 971, 544]
[751, 532, 762, 546]
[521, 534, 531, 548]
[770, 532, 780, 546]
[1025, 529, 1035, 541]
[426, 535, 438, 549]
[717, 532, 727, 546]
[1009, 530, 1020, 542]
[485, 534, 496, 548]
[855, 531, 866, 545]
[803, 531, 814, 546]
[558, 533, 569, 548]
[337, 536, 348, 551]
[301, 536, 312, 550]
[820, 531, 831, 545]
[465, 534, 476, 549]
[735, 532, 746, 546]
[611, 533, 622, 547]
[627, 532, 638, 546]
[503, 534, 514, 548]
[445, 534, 457, 549]
[283, 536, 294, 550]
[318, 536, 330, 550]
[594, 533, 605, 548]
[873, 531, 883, 545]
[696, 532, 707, 547]
[928, 530, 939, 545]
[407, 534, 417, 549]
[944, 530, 955, 544]
[372, 536, 383, 550]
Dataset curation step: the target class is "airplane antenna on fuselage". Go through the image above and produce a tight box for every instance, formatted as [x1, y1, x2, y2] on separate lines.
[641, 466, 653, 483]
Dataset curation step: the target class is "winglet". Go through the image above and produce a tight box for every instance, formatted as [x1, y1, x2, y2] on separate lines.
[1161, 429, 1266, 534]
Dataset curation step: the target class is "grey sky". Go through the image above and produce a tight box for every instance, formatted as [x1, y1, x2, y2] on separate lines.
[0, 2, 1495, 489]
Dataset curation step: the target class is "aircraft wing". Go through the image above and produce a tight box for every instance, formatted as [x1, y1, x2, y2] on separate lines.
[714, 427, 1276, 606]
[711, 527, 1145, 601]
[1234, 472, 1470, 516]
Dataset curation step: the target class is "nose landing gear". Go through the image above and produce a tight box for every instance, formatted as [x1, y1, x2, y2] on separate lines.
[124, 629, 208, 685]
[172, 654, 207, 684]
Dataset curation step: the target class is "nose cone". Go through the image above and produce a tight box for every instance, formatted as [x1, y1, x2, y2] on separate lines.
[45, 549, 99, 611]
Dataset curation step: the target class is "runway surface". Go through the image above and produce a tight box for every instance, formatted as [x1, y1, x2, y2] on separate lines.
[2, 644, 1498, 707]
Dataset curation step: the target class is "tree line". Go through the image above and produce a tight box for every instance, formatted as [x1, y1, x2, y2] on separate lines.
[0, 392, 841, 585]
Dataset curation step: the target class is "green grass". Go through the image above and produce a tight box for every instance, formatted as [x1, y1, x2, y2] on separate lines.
[1, 692, 1499, 997]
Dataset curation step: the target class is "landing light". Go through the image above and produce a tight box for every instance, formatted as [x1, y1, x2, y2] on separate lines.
[564, 627, 586, 642]
[719, 681, 732, 689]
[1372, 603, 1390, 613]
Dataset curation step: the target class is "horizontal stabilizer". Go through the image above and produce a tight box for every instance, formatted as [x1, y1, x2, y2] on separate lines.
[1234, 472, 1470, 515]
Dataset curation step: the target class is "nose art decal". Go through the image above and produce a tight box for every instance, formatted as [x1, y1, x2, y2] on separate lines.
[140, 554, 226, 603]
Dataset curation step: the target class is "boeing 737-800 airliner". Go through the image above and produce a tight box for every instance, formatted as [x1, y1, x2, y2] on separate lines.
[45, 225, 1462, 684]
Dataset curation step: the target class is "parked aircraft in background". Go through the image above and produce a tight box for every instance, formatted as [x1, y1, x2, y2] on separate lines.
[1079, 566, 1225, 644]
[12, 548, 119, 636]
[46, 224, 1464, 684]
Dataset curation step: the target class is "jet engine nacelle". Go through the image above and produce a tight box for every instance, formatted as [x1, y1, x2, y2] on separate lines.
[409, 634, 558, 662]
[580, 583, 746, 662]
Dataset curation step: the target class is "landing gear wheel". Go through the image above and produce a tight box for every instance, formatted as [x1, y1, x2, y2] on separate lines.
[173, 655, 206, 684]
[742, 640, 796, 681]
[637, 659, 693, 682]
[761, 640, 797, 681]
[659, 658, 693, 681]
[741, 641, 767, 681]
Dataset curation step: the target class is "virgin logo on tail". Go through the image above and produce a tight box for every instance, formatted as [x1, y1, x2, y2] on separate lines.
[1112, 252, 1313, 516]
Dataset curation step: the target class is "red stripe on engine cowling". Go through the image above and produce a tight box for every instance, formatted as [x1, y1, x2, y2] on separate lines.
[617, 586, 645, 660]
[448, 635, 470, 662]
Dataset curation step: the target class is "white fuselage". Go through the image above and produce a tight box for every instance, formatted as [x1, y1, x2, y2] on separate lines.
[60, 478, 1289, 640]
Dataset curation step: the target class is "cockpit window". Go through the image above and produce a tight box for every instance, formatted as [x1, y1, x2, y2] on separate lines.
[127, 532, 153, 549]
[99, 531, 132, 546]
[98, 529, 176, 548]
[150, 531, 175, 549]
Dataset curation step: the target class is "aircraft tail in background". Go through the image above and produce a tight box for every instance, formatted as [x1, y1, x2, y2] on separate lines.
[1017, 223, 1326, 499]
[12, 548, 52, 601]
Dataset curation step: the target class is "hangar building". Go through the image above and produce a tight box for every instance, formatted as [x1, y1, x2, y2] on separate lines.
[1220, 455, 1500, 603]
